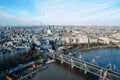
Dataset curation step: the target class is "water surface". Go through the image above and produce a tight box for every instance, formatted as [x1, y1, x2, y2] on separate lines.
[74, 48, 120, 72]
[32, 62, 97, 80]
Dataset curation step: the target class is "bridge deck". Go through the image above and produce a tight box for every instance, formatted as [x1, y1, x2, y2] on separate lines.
[49, 52, 120, 80]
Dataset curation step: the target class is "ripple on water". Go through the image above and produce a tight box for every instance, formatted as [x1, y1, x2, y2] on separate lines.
[74, 48, 120, 72]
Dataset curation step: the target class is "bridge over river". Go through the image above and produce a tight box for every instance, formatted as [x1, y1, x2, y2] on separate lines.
[48, 50, 120, 80]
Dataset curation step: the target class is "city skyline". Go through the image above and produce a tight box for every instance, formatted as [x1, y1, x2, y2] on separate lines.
[0, 0, 120, 26]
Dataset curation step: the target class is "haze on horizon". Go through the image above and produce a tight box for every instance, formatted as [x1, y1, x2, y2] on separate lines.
[0, 0, 120, 26]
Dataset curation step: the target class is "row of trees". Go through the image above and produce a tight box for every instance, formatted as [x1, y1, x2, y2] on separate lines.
[0, 47, 41, 72]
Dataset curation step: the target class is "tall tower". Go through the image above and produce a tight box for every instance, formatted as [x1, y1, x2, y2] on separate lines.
[87, 27, 90, 48]
[88, 34, 90, 48]
[53, 25, 54, 30]
[0, 52, 3, 63]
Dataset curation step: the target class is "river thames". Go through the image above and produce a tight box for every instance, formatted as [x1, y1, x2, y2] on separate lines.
[74, 48, 120, 72]
[31, 62, 98, 80]
[32, 48, 120, 80]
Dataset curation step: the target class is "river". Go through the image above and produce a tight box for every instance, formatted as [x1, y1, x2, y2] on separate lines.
[74, 48, 120, 72]
[31, 62, 98, 80]
[31, 48, 120, 80]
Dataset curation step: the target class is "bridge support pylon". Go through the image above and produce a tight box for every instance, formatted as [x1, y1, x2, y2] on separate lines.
[71, 59, 74, 68]
[60, 54, 64, 64]
[84, 63, 87, 74]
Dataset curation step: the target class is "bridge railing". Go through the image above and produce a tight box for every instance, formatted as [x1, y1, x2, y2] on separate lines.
[51, 52, 120, 80]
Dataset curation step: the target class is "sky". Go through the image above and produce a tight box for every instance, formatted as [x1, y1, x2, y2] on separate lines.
[0, 0, 120, 26]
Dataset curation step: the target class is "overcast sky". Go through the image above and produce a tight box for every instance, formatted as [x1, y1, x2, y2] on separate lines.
[0, 0, 120, 26]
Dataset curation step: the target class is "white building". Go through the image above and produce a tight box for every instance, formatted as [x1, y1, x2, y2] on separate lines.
[47, 29, 52, 35]
[99, 37, 110, 44]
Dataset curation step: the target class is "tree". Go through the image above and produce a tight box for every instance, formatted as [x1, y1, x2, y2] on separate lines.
[109, 40, 114, 45]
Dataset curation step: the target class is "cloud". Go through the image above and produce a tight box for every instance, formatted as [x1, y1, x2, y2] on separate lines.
[0, 0, 120, 26]
[33, 0, 120, 25]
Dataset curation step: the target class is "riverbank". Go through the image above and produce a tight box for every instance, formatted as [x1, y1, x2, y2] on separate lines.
[70, 44, 119, 54]
[0, 49, 41, 73]
[31, 61, 98, 80]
